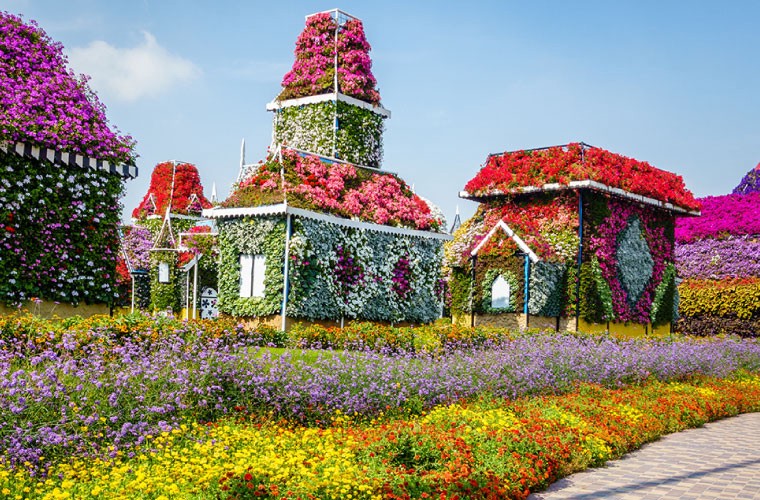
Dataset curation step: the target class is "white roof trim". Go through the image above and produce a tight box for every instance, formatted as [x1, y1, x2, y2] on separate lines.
[470, 220, 540, 263]
[460, 180, 700, 216]
[202, 204, 451, 240]
[266, 92, 391, 118]
[0, 140, 137, 179]
[180, 255, 200, 272]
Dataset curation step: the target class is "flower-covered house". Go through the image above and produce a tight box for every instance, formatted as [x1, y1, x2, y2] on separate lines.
[675, 163, 760, 336]
[121, 160, 217, 318]
[0, 12, 138, 317]
[448, 143, 700, 335]
[204, 9, 450, 330]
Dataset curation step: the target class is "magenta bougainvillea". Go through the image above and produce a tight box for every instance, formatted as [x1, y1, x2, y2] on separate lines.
[278, 12, 380, 104]
[0, 12, 135, 163]
[465, 143, 699, 212]
[674, 192, 760, 243]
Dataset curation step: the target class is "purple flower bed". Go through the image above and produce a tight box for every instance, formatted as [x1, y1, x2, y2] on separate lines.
[676, 236, 760, 279]
[2, 324, 759, 473]
[675, 192, 760, 243]
[733, 164, 760, 195]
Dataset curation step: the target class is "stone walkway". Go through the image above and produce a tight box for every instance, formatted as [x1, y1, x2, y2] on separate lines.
[529, 412, 760, 500]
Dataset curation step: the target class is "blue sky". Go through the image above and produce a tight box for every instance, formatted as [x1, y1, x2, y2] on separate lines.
[5, 0, 760, 226]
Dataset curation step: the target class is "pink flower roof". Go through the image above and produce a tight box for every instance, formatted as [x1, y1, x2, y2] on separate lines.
[222, 149, 442, 232]
[277, 11, 381, 105]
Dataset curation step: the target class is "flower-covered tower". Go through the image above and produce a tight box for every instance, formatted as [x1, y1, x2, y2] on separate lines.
[449, 142, 699, 335]
[265, 9, 390, 168]
[120, 161, 216, 315]
[205, 9, 449, 330]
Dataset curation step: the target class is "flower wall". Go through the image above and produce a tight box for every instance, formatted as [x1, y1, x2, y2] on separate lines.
[464, 143, 699, 212]
[0, 150, 124, 306]
[216, 215, 444, 323]
[223, 149, 442, 231]
[278, 12, 380, 105]
[447, 191, 677, 326]
[676, 166, 760, 336]
[217, 217, 286, 318]
[0, 12, 135, 164]
[288, 218, 443, 323]
[273, 100, 384, 167]
[582, 195, 676, 325]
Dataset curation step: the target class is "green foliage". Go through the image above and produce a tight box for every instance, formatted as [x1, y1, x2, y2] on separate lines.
[579, 258, 614, 323]
[650, 263, 677, 326]
[449, 267, 473, 315]
[529, 261, 568, 317]
[273, 100, 384, 167]
[150, 251, 179, 312]
[480, 268, 520, 313]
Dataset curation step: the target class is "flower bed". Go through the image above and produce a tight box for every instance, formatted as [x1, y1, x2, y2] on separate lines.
[675, 166, 760, 336]
[3, 374, 759, 499]
[675, 192, 760, 243]
[1, 315, 759, 474]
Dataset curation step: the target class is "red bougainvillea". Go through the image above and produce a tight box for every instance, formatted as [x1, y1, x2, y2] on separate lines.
[464, 143, 699, 212]
[132, 162, 212, 219]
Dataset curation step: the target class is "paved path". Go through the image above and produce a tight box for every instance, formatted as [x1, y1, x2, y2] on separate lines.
[529, 412, 760, 500]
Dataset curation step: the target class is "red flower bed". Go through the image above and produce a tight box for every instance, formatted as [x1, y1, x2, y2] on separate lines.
[464, 143, 699, 212]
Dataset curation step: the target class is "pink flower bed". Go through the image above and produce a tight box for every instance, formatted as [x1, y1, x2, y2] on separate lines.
[675, 192, 760, 243]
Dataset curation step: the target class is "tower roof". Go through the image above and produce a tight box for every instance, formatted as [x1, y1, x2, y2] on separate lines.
[276, 9, 381, 106]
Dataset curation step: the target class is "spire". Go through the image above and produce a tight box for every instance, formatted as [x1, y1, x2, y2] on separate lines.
[211, 182, 218, 204]
[449, 205, 462, 234]
[240, 138, 246, 170]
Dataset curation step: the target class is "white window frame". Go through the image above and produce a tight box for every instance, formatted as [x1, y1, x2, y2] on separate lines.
[491, 275, 511, 309]
[158, 261, 171, 283]
[240, 254, 266, 298]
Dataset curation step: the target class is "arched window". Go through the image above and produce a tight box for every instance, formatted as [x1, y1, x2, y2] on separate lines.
[491, 275, 511, 309]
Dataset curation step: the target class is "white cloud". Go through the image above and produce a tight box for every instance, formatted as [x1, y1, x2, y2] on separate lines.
[67, 31, 201, 102]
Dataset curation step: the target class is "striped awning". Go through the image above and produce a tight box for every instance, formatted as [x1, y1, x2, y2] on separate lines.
[0, 141, 138, 179]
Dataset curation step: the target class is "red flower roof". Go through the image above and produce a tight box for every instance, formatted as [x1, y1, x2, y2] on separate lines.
[463, 143, 699, 212]
[132, 162, 212, 219]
